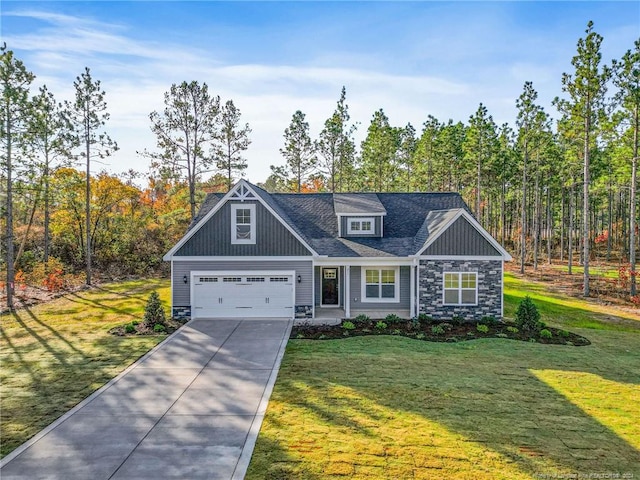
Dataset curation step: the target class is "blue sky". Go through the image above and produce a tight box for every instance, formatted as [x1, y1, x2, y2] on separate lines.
[2, 1, 639, 183]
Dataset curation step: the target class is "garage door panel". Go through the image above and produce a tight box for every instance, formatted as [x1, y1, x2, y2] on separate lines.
[192, 273, 294, 319]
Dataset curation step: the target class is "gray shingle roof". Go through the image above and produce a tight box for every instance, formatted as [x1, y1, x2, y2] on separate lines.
[190, 183, 473, 257]
[333, 193, 387, 215]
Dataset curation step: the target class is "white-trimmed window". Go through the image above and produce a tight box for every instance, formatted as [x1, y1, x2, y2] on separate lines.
[347, 217, 374, 235]
[362, 267, 399, 302]
[231, 204, 256, 244]
[443, 272, 477, 305]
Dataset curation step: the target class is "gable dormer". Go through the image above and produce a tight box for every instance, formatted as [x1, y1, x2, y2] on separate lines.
[333, 193, 387, 238]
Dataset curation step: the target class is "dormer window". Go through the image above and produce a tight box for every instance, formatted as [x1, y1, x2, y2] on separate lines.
[231, 204, 256, 244]
[347, 217, 374, 235]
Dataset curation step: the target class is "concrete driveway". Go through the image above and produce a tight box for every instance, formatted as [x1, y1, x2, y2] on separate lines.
[0, 318, 292, 480]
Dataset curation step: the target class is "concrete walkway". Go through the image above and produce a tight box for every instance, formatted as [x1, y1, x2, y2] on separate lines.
[0, 318, 292, 480]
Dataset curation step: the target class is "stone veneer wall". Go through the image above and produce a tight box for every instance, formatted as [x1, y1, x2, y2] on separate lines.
[419, 259, 502, 320]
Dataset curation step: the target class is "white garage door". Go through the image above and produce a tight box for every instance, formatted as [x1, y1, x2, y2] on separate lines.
[191, 271, 295, 319]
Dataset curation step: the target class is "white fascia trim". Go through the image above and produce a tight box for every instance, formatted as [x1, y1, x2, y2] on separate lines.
[336, 212, 387, 217]
[314, 257, 413, 266]
[172, 256, 313, 262]
[416, 209, 513, 260]
[163, 179, 318, 260]
[418, 255, 506, 261]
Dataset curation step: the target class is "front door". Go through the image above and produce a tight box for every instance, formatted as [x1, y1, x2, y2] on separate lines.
[321, 268, 339, 306]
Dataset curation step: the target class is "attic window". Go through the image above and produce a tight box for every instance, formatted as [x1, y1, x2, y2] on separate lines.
[231, 204, 256, 244]
[347, 217, 374, 235]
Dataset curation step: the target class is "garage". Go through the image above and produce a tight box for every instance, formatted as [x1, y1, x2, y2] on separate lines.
[191, 271, 295, 319]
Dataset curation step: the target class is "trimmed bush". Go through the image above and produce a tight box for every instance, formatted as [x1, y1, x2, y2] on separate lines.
[506, 326, 519, 334]
[515, 296, 541, 332]
[144, 291, 166, 328]
[375, 321, 388, 330]
[384, 313, 402, 324]
[476, 324, 489, 333]
[431, 325, 445, 335]
[124, 323, 136, 334]
[480, 315, 499, 326]
[153, 324, 167, 333]
[539, 329, 552, 339]
[341, 321, 356, 330]
[354, 314, 370, 322]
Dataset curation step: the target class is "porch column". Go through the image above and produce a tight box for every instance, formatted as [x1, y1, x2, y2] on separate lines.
[344, 265, 351, 318]
[410, 263, 416, 318]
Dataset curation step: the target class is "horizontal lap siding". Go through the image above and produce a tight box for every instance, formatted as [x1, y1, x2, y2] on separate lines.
[424, 216, 500, 256]
[350, 266, 410, 310]
[176, 201, 312, 256]
[172, 260, 313, 307]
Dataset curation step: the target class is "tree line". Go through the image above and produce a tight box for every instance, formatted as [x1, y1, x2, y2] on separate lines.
[1, 21, 639, 311]
[1, 46, 251, 310]
[265, 22, 639, 298]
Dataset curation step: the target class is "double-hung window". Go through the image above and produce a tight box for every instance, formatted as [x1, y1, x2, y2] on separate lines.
[443, 272, 477, 305]
[362, 267, 399, 302]
[231, 204, 256, 244]
[347, 217, 374, 235]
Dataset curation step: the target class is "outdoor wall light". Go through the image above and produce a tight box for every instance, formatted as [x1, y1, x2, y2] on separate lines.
[297, 275, 302, 283]
[183, 275, 188, 284]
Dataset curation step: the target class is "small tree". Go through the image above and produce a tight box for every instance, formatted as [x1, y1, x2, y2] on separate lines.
[143, 291, 166, 328]
[515, 296, 542, 332]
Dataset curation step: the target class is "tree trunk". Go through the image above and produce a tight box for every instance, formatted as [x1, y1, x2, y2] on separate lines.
[5, 114, 14, 310]
[85, 119, 92, 286]
[533, 153, 540, 270]
[583, 116, 591, 297]
[520, 142, 527, 274]
[569, 181, 574, 275]
[630, 103, 638, 296]
[14, 189, 40, 268]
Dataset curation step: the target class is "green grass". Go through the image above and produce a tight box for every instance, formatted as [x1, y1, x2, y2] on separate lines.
[0, 279, 170, 457]
[247, 275, 640, 479]
[551, 264, 620, 279]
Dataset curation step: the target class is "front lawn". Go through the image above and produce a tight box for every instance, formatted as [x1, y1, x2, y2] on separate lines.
[0, 279, 171, 458]
[247, 273, 640, 479]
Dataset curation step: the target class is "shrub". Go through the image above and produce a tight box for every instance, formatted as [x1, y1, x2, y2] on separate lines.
[480, 316, 499, 326]
[385, 313, 402, 324]
[440, 322, 453, 331]
[124, 323, 136, 334]
[506, 326, 519, 334]
[375, 321, 388, 330]
[559, 329, 570, 338]
[539, 329, 552, 339]
[515, 296, 541, 331]
[392, 329, 401, 335]
[431, 325, 445, 335]
[450, 315, 465, 326]
[354, 314, 370, 322]
[496, 333, 508, 338]
[416, 333, 425, 340]
[144, 291, 166, 328]
[476, 324, 489, 333]
[408, 317, 421, 330]
[417, 313, 432, 322]
[153, 324, 167, 333]
[342, 321, 356, 330]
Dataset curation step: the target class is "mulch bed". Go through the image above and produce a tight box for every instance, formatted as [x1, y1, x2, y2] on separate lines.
[109, 318, 186, 336]
[291, 319, 591, 346]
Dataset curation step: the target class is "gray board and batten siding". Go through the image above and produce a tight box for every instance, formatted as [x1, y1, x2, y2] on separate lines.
[175, 201, 312, 257]
[349, 266, 411, 311]
[422, 216, 501, 256]
[172, 260, 313, 307]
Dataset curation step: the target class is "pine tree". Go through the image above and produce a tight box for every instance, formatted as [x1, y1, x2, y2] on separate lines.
[280, 110, 316, 193]
[214, 100, 251, 191]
